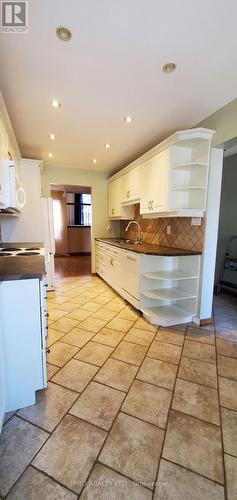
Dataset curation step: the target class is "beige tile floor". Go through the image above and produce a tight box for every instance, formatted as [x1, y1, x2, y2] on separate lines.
[0, 275, 237, 499]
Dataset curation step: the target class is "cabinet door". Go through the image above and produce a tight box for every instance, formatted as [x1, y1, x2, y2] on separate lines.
[121, 173, 129, 203]
[129, 166, 140, 200]
[108, 178, 121, 217]
[140, 159, 153, 214]
[151, 150, 169, 212]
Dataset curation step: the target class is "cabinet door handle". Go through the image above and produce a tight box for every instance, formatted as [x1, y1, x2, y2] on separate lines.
[148, 201, 151, 210]
[127, 190, 130, 198]
[110, 258, 114, 266]
[112, 208, 115, 215]
[126, 255, 137, 261]
[151, 200, 154, 210]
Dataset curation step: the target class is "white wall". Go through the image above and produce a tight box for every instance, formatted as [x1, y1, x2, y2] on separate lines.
[41, 165, 120, 272]
[1, 160, 44, 243]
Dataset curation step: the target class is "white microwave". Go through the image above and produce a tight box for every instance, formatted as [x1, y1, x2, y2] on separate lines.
[0, 160, 26, 213]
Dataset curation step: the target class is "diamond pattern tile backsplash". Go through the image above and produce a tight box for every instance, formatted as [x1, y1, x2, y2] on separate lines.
[120, 205, 204, 251]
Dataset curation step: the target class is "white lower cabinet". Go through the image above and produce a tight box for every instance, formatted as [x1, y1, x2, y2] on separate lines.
[96, 241, 201, 326]
[0, 278, 47, 412]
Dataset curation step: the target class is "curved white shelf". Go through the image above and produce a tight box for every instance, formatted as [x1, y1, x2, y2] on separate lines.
[143, 304, 194, 327]
[141, 287, 197, 301]
[142, 270, 198, 281]
[171, 161, 208, 170]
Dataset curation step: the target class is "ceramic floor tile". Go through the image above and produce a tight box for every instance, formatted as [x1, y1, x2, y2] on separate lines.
[216, 327, 237, 342]
[48, 295, 68, 305]
[102, 302, 124, 312]
[33, 414, 106, 494]
[172, 378, 220, 425]
[93, 295, 113, 305]
[91, 308, 117, 321]
[79, 317, 108, 333]
[55, 301, 79, 313]
[219, 377, 237, 411]
[123, 327, 156, 347]
[216, 338, 237, 358]
[147, 340, 181, 365]
[162, 410, 224, 483]
[178, 356, 217, 388]
[116, 306, 140, 321]
[50, 317, 80, 334]
[7, 466, 77, 500]
[70, 381, 125, 431]
[81, 301, 103, 313]
[224, 454, 237, 500]
[218, 354, 237, 381]
[156, 328, 185, 346]
[221, 407, 237, 457]
[46, 301, 57, 311]
[186, 326, 215, 345]
[133, 317, 157, 332]
[80, 463, 152, 500]
[47, 363, 59, 381]
[122, 379, 171, 428]
[17, 382, 78, 431]
[106, 317, 135, 333]
[94, 358, 138, 392]
[0, 416, 48, 497]
[67, 308, 93, 321]
[182, 340, 216, 364]
[154, 459, 224, 500]
[47, 341, 78, 367]
[61, 328, 96, 348]
[3, 411, 15, 424]
[99, 412, 164, 486]
[137, 357, 177, 390]
[52, 359, 98, 393]
[70, 296, 90, 305]
[47, 328, 65, 348]
[48, 308, 68, 322]
[112, 341, 147, 366]
[75, 341, 113, 366]
[92, 327, 126, 347]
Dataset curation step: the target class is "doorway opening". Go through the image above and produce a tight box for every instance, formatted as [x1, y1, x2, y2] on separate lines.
[213, 142, 237, 335]
[50, 184, 92, 278]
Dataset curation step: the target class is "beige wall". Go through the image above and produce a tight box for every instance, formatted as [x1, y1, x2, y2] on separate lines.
[196, 97, 237, 148]
[68, 227, 91, 253]
[41, 165, 120, 271]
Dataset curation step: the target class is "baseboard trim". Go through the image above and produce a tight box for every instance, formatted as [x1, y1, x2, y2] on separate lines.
[193, 316, 214, 327]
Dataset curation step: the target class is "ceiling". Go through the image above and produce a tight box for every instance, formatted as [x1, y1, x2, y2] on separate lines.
[0, 0, 237, 174]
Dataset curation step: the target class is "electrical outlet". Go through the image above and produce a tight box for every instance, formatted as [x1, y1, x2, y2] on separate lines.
[167, 225, 171, 235]
[191, 217, 201, 226]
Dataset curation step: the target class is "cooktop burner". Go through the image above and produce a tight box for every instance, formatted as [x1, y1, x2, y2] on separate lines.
[27, 247, 41, 251]
[1, 247, 21, 251]
[0, 252, 12, 256]
[16, 252, 40, 256]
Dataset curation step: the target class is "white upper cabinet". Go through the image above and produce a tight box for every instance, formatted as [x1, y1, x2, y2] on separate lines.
[108, 177, 134, 219]
[121, 166, 140, 205]
[108, 128, 215, 219]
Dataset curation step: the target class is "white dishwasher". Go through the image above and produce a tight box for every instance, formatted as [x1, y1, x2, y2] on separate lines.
[122, 250, 140, 303]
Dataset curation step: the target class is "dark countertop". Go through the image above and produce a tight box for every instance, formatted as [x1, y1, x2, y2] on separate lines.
[0, 242, 43, 249]
[96, 238, 202, 256]
[0, 242, 45, 281]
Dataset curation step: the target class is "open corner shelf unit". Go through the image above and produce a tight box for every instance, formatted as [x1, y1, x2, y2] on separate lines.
[140, 253, 201, 327]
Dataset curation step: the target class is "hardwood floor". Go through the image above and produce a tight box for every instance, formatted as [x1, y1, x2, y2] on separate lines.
[54, 255, 91, 278]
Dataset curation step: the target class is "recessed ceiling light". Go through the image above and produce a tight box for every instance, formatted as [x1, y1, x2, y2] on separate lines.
[124, 116, 132, 123]
[51, 100, 61, 108]
[49, 134, 56, 140]
[162, 62, 176, 73]
[92, 158, 97, 164]
[104, 143, 111, 149]
[56, 26, 72, 42]
[48, 153, 53, 158]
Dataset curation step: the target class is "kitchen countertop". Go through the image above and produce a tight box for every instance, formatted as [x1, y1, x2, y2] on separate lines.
[0, 242, 45, 281]
[96, 238, 202, 256]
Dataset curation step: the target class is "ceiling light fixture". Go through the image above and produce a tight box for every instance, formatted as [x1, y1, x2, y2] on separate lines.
[49, 134, 56, 140]
[124, 116, 132, 123]
[162, 62, 176, 73]
[104, 143, 111, 149]
[56, 26, 72, 42]
[48, 153, 53, 158]
[92, 159, 97, 164]
[51, 100, 61, 108]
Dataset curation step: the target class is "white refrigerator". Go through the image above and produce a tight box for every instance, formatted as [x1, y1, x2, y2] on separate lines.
[41, 198, 55, 291]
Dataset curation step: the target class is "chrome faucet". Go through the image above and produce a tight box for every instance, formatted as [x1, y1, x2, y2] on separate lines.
[125, 221, 143, 244]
